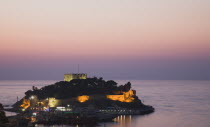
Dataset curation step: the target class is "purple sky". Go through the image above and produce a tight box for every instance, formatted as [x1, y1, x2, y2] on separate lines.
[0, 0, 210, 80]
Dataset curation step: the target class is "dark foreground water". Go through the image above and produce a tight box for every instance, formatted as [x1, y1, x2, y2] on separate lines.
[0, 80, 210, 127]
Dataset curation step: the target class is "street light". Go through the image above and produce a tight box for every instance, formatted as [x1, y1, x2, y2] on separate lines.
[30, 96, 34, 99]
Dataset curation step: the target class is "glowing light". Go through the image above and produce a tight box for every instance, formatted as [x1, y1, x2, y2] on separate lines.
[77, 95, 89, 103]
[31, 117, 36, 123]
[20, 98, 30, 109]
[30, 96, 34, 99]
[32, 113, 37, 116]
[56, 107, 66, 111]
[64, 74, 87, 82]
[48, 98, 58, 107]
[106, 90, 135, 102]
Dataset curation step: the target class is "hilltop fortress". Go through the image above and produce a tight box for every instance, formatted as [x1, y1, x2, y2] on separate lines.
[64, 73, 87, 82]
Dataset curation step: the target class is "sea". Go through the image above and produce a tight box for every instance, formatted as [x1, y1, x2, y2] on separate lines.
[0, 80, 210, 127]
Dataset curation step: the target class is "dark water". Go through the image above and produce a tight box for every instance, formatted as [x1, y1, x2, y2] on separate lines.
[0, 80, 210, 127]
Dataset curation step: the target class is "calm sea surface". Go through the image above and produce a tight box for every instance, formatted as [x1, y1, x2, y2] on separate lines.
[0, 80, 210, 127]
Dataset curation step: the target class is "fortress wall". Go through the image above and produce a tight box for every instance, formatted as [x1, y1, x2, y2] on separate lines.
[64, 74, 87, 82]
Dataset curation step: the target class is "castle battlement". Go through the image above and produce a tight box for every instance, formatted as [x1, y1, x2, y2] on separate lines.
[64, 73, 87, 82]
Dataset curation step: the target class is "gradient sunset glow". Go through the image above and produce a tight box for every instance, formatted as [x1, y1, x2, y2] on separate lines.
[0, 0, 209, 80]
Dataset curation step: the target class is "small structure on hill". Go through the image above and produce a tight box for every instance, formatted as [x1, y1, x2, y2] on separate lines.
[64, 73, 87, 82]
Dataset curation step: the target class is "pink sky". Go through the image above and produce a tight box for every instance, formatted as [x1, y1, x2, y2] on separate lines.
[0, 0, 209, 80]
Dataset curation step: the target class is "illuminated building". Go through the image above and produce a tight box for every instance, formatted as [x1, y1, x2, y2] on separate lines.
[19, 90, 135, 112]
[48, 98, 59, 107]
[20, 98, 30, 109]
[77, 90, 135, 103]
[64, 73, 87, 82]
[77, 95, 89, 103]
[107, 90, 135, 102]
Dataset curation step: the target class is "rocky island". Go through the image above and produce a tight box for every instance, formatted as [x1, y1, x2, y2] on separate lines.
[9, 74, 154, 126]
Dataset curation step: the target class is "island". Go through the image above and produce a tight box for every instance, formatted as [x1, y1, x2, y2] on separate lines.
[8, 74, 154, 126]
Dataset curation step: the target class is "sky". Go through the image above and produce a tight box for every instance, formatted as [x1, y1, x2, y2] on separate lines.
[0, 0, 210, 80]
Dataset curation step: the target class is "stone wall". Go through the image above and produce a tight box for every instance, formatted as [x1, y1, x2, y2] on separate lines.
[64, 73, 87, 82]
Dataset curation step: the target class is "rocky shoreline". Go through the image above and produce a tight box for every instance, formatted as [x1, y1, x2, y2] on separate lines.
[3, 105, 154, 126]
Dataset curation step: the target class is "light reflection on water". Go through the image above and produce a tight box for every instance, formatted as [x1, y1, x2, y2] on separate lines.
[110, 115, 132, 127]
[1, 80, 210, 127]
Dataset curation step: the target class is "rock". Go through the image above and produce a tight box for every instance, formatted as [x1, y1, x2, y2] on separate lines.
[124, 82, 131, 91]
[0, 103, 9, 125]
